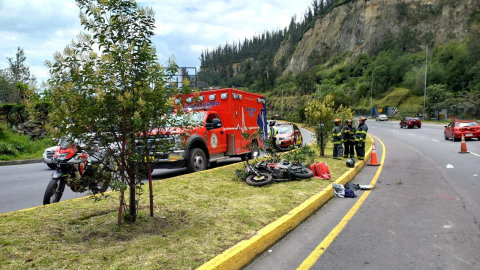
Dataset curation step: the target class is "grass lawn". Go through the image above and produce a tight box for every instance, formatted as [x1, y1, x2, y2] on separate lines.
[0, 138, 372, 270]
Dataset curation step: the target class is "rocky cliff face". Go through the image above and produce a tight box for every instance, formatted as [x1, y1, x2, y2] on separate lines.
[280, 0, 480, 74]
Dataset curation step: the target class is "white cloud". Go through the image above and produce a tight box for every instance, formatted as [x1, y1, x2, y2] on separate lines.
[0, 0, 312, 83]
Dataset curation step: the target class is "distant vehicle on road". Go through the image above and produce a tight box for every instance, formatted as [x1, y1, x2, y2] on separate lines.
[376, 114, 388, 121]
[274, 123, 303, 150]
[444, 120, 480, 141]
[400, 117, 422, 129]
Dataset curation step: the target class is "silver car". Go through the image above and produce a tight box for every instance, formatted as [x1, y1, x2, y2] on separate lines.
[376, 114, 388, 121]
[42, 146, 58, 169]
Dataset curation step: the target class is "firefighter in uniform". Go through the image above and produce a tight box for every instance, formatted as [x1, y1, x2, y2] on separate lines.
[342, 119, 356, 158]
[355, 116, 368, 160]
[268, 120, 278, 149]
[332, 119, 344, 159]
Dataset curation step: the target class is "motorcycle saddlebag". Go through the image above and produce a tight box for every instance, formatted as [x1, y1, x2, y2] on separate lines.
[309, 162, 331, 180]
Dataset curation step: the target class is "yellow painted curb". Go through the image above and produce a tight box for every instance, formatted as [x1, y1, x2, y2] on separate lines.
[197, 138, 373, 270]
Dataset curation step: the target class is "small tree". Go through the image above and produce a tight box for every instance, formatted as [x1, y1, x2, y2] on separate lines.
[305, 94, 354, 156]
[46, 0, 192, 223]
[6, 47, 37, 102]
[0, 70, 16, 104]
[305, 95, 335, 156]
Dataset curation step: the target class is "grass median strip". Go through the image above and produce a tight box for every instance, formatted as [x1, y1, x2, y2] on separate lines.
[0, 138, 371, 270]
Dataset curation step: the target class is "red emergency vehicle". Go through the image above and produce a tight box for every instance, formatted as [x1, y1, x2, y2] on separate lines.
[150, 88, 268, 173]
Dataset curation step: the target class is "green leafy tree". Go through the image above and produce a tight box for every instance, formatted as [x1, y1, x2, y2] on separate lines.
[334, 104, 354, 126]
[0, 70, 16, 104]
[305, 94, 354, 156]
[426, 84, 451, 109]
[46, 0, 191, 223]
[314, 78, 340, 100]
[5, 47, 37, 103]
[305, 94, 335, 156]
[7, 47, 35, 86]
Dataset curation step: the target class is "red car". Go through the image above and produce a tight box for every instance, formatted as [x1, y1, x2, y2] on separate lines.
[400, 117, 422, 128]
[444, 120, 480, 141]
[274, 123, 303, 149]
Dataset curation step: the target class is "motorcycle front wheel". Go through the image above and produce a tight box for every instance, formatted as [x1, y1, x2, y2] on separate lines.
[43, 179, 66, 205]
[246, 173, 273, 186]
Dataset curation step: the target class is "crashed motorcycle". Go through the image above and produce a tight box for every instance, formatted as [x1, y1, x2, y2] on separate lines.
[244, 153, 313, 186]
[244, 152, 274, 186]
[43, 140, 110, 205]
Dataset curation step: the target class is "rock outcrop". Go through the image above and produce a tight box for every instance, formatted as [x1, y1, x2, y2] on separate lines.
[280, 0, 479, 74]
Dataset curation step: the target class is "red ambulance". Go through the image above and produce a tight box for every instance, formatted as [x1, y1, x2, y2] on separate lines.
[150, 88, 268, 173]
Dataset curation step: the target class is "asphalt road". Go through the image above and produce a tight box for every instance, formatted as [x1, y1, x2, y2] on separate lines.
[245, 120, 480, 270]
[0, 126, 315, 214]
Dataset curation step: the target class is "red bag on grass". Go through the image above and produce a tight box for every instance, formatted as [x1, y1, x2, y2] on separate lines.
[309, 162, 331, 180]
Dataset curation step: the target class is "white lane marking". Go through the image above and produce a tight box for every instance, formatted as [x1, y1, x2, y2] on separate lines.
[390, 130, 395, 131]
[470, 152, 480, 157]
[446, 164, 454, 168]
[473, 174, 478, 177]
[409, 133, 414, 135]
[432, 139, 440, 142]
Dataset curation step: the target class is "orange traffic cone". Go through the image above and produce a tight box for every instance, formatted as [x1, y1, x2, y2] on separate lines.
[367, 141, 381, 166]
[459, 134, 470, 154]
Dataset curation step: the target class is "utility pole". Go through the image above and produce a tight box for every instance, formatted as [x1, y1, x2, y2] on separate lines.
[371, 72, 373, 117]
[281, 89, 284, 120]
[423, 45, 428, 121]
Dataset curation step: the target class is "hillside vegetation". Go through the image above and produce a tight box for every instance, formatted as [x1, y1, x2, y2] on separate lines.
[198, 0, 480, 121]
[0, 123, 53, 161]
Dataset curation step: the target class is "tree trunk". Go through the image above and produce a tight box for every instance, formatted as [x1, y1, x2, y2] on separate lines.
[129, 175, 136, 222]
[148, 164, 154, 217]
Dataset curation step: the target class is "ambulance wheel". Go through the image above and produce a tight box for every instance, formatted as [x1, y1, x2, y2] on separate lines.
[186, 148, 207, 173]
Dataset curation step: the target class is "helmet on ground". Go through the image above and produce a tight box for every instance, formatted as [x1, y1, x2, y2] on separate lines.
[346, 158, 355, 168]
[359, 116, 367, 121]
[269, 120, 276, 126]
[333, 118, 340, 123]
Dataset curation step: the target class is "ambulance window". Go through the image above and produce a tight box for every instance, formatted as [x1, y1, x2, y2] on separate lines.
[206, 113, 222, 124]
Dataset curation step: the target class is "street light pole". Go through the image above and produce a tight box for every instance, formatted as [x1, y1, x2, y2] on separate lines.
[423, 44, 428, 121]
[371, 72, 373, 117]
[281, 89, 284, 120]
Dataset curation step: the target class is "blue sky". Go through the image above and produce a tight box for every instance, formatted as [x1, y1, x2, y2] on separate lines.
[0, 0, 312, 84]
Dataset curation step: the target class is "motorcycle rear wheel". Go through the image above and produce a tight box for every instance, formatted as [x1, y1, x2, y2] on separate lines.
[290, 167, 314, 179]
[43, 179, 66, 205]
[246, 173, 273, 186]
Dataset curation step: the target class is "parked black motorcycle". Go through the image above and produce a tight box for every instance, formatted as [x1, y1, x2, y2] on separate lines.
[43, 140, 110, 205]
